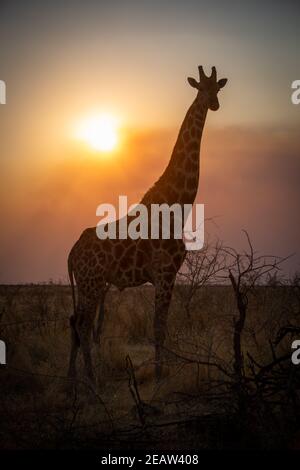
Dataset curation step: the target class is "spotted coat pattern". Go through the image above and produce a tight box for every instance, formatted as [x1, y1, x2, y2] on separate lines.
[67, 67, 227, 383]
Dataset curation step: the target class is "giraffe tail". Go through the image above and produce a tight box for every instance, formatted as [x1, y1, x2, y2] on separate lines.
[68, 253, 80, 346]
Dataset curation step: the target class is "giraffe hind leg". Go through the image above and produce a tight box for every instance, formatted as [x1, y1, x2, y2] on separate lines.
[93, 289, 107, 344]
[68, 314, 80, 379]
[75, 294, 99, 385]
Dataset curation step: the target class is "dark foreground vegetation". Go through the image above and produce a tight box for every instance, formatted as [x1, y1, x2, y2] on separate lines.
[0, 236, 299, 450]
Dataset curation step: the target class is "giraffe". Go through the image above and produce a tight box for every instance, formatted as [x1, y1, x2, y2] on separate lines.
[67, 66, 227, 383]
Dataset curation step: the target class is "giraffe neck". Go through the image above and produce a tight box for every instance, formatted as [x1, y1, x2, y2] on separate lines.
[141, 96, 208, 207]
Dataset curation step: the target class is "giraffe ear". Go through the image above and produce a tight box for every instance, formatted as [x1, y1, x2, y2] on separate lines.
[188, 77, 199, 89]
[218, 78, 228, 89]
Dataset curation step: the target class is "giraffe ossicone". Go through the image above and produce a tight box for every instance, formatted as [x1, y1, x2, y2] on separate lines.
[67, 66, 227, 384]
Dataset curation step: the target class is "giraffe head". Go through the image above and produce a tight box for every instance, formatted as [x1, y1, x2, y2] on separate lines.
[187, 66, 227, 111]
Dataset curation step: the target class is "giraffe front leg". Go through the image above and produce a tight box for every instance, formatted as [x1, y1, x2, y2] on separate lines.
[154, 273, 175, 381]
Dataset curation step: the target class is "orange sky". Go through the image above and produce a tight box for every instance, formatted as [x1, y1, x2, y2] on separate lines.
[0, 1, 300, 282]
[1, 124, 299, 282]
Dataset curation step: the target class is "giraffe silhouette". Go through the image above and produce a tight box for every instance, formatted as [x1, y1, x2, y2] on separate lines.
[67, 66, 227, 383]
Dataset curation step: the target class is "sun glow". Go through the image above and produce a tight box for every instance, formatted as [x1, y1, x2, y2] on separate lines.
[75, 113, 119, 152]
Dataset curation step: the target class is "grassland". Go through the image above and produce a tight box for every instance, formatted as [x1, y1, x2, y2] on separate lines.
[0, 282, 299, 449]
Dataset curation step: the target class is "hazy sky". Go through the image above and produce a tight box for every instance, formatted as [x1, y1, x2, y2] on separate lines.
[0, 0, 299, 282]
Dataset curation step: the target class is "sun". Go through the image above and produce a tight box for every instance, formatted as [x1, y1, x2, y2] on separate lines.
[75, 113, 119, 152]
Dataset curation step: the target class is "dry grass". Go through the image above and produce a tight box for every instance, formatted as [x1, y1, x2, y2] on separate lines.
[0, 283, 299, 449]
